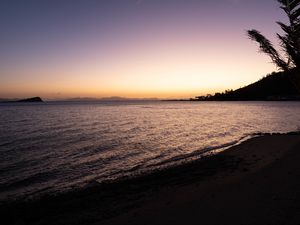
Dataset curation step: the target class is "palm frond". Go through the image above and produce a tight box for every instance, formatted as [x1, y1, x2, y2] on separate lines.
[248, 30, 289, 70]
[288, 0, 300, 11]
[277, 33, 295, 66]
[290, 5, 300, 20]
[278, 0, 300, 11]
[277, 21, 292, 33]
[248, 0, 300, 71]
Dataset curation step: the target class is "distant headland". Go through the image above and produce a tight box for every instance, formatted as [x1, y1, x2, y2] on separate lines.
[162, 69, 300, 102]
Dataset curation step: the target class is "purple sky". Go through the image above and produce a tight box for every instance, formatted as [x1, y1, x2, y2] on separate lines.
[0, 0, 287, 99]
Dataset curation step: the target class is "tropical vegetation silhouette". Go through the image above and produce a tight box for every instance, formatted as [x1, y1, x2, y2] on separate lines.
[248, 0, 299, 71]
[193, 0, 300, 101]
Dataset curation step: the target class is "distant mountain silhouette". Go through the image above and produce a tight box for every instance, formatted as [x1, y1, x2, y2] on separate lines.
[64, 96, 159, 102]
[194, 70, 300, 101]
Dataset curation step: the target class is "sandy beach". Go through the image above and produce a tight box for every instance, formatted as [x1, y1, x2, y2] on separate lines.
[2, 133, 300, 225]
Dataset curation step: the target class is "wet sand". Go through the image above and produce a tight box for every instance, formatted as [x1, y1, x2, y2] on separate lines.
[2, 133, 300, 225]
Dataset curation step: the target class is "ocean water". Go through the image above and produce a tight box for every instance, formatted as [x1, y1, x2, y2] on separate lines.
[1, 101, 300, 201]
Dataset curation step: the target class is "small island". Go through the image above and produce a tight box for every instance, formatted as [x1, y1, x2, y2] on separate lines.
[0, 97, 43, 103]
[16, 97, 43, 103]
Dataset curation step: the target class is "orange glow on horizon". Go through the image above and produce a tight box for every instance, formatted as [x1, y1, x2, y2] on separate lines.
[0, 0, 283, 100]
[0, 41, 277, 100]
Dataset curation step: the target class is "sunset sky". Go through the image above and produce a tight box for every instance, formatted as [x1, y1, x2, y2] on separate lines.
[0, 0, 287, 99]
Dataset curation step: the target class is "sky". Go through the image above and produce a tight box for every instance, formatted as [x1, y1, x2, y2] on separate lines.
[0, 0, 287, 99]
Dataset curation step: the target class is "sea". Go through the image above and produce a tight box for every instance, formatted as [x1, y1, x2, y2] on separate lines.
[1, 101, 300, 201]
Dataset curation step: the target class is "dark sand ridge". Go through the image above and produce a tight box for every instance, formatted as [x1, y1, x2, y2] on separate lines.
[1, 133, 300, 225]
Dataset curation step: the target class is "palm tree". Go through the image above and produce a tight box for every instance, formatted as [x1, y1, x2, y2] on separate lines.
[247, 0, 300, 71]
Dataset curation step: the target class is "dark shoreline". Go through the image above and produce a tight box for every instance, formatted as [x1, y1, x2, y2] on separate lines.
[1, 132, 300, 225]
[0, 136, 250, 222]
[2, 132, 296, 203]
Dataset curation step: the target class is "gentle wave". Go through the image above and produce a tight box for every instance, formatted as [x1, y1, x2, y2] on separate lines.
[1, 101, 300, 201]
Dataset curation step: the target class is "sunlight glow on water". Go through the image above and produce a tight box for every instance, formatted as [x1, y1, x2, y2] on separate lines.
[1, 101, 300, 200]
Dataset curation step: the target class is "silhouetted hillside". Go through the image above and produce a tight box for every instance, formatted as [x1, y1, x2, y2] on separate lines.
[194, 70, 300, 101]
